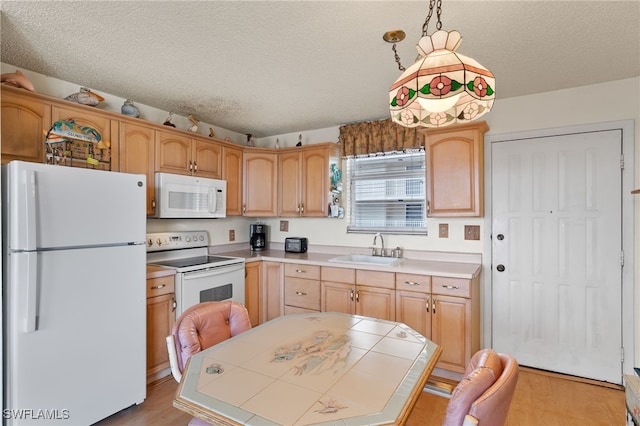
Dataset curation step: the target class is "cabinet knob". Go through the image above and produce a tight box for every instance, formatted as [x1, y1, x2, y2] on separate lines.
[150, 284, 166, 290]
[295, 291, 307, 296]
[442, 284, 459, 290]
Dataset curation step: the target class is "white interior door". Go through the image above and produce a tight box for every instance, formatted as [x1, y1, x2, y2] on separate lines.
[491, 129, 622, 383]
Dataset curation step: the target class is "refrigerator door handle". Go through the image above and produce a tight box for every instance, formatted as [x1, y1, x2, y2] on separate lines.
[23, 169, 38, 249]
[13, 252, 39, 333]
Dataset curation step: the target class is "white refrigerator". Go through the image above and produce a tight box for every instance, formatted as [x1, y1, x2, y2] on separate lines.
[2, 161, 147, 425]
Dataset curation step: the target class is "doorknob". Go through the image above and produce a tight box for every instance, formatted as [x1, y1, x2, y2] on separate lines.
[497, 234, 505, 240]
[496, 264, 506, 272]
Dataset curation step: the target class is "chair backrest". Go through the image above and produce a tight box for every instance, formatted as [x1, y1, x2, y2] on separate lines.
[167, 301, 251, 382]
[444, 349, 519, 426]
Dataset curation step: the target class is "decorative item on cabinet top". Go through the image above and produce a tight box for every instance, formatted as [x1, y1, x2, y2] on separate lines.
[64, 86, 105, 107]
[44, 118, 111, 170]
[121, 99, 140, 118]
[1, 69, 34, 91]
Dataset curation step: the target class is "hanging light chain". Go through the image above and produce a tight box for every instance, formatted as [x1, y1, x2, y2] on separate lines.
[392, 43, 406, 71]
[422, 0, 443, 36]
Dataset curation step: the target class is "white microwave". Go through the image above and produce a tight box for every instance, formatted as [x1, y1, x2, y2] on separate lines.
[154, 172, 226, 218]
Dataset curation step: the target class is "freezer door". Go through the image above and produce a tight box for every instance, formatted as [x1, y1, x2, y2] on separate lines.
[2, 161, 146, 251]
[4, 245, 146, 425]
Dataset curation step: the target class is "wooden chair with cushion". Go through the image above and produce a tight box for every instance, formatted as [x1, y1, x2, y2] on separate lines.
[443, 348, 519, 426]
[166, 301, 252, 426]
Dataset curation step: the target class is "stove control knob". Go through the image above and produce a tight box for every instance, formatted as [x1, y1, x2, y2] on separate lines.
[156, 238, 162, 246]
[199, 235, 204, 241]
[147, 239, 153, 247]
[185, 236, 191, 242]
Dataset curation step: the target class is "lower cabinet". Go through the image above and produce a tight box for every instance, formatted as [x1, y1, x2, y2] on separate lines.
[245, 261, 261, 326]
[396, 273, 479, 373]
[321, 267, 395, 321]
[284, 263, 321, 314]
[262, 261, 283, 322]
[146, 274, 175, 383]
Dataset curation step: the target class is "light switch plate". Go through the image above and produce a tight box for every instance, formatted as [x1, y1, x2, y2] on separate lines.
[229, 229, 235, 241]
[280, 220, 289, 232]
[464, 225, 480, 240]
[439, 223, 449, 238]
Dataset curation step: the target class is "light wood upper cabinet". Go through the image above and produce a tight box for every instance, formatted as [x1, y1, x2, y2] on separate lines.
[243, 149, 278, 216]
[156, 130, 221, 178]
[278, 143, 340, 217]
[222, 145, 244, 216]
[1, 86, 50, 164]
[422, 121, 488, 217]
[51, 103, 116, 171]
[119, 121, 156, 215]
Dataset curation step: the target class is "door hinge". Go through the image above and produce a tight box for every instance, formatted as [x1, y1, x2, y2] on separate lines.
[621, 347, 625, 363]
[620, 155, 625, 170]
[621, 251, 625, 267]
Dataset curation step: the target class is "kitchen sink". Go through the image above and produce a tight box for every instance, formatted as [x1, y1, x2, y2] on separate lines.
[328, 254, 402, 267]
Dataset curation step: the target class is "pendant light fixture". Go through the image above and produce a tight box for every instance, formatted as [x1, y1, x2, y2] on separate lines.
[385, 0, 495, 128]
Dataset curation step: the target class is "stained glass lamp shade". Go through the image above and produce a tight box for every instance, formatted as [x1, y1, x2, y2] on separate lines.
[389, 30, 495, 128]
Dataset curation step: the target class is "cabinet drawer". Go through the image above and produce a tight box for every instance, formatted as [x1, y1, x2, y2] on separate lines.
[356, 270, 395, 289]
[396, 273, 431, 293]
[284, 277, 320, 310]
[284, 263, 321, 280]
[147, 275, 175, 298]
[432, 276, 471, 298]
[321, 266, 355, 284]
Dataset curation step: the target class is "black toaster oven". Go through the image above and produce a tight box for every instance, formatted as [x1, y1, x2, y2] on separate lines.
[284, 237, 308, 253]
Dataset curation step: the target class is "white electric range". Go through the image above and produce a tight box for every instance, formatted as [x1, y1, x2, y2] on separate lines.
[146, 231, 245, 317]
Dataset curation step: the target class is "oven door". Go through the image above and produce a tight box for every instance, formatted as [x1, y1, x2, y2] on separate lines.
[175, 262, 245, 316]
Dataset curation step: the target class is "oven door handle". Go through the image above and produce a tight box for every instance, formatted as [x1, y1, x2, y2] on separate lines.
[181, 263, 244, 280]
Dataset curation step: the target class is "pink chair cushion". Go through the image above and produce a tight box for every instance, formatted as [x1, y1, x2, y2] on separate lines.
[172, 301, 252, 372]
[444, 366, 497, 426]
[465, 348, 503, 378]
[467, 353, 519, 425]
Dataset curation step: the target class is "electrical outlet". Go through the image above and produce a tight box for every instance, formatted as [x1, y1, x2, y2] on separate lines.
[464, 225, 480, 240]
[229, 229, 235, 241]
[280, 220, 289, 232]
[439, 223, 449, 238]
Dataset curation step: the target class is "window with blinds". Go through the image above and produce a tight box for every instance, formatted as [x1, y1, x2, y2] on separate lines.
[346, 150, 426, 234]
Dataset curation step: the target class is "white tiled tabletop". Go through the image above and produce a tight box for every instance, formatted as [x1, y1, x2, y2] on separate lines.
[174, 312, 441, 425]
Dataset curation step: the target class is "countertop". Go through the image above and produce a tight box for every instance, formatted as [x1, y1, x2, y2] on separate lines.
[214, 248, 481, 279]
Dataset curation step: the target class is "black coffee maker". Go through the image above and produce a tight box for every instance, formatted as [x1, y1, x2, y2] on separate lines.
[249, 223, 267, 251]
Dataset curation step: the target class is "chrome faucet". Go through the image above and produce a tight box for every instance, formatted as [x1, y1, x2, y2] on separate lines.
[372, 233, 385, 256]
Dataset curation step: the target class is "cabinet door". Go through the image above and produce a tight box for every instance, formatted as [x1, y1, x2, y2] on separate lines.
[119, 122, 156, 215]
[355, 285, 395, 321]
[51, 104, 114, 170]
[222, 145, 243, 216]
[146, 293, 175, 378]
[396, 290, 431, 338]
[278, 151, 301, 216]
[156, 131, 192, 175]
[245, 261, 261, 326]
[192, 139, 221, 179]
[301, 148, 329, 217]
[262, 261, 282, 322]
[321, 281, 355, 315]
[431, 294, 471, 373]
[243, 151, 278, 216]
[1, 88, 50, 164]
[423, 121, 488, 217]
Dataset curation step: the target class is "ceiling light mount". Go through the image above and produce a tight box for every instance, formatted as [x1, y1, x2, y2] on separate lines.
[385, 0, 495, 128]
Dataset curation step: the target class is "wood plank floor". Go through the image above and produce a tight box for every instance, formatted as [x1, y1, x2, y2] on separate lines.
[96, 369, 626, 425]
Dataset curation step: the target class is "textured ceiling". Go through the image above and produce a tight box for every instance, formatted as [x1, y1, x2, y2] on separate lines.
[2, 1, 639, 137]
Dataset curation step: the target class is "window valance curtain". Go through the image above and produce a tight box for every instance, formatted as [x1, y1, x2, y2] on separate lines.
[339, 119, 423, 157]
